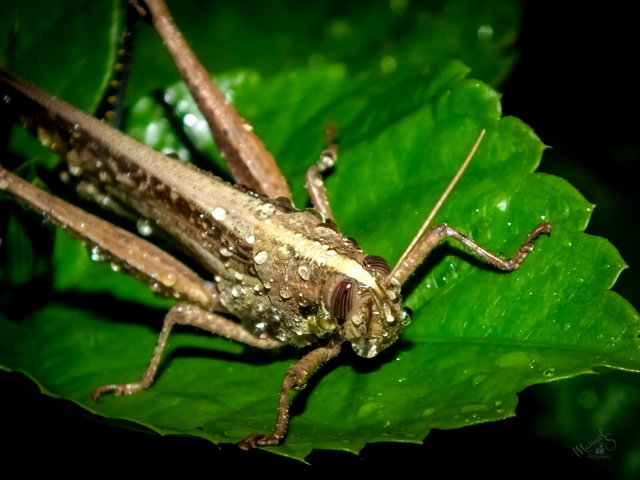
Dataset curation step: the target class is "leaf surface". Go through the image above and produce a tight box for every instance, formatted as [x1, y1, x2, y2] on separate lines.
[1, 0, 638, 462]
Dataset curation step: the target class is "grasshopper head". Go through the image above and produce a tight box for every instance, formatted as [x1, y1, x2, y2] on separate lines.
[327, 255, 410, 358]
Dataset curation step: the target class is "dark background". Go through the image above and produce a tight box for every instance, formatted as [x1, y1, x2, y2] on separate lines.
[1, 1, 637, 476]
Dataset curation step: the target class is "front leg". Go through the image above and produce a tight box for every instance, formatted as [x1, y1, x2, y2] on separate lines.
[238, 338, 343, 450]
[92, 303, 284, 399]
[391, 222, 552, 286]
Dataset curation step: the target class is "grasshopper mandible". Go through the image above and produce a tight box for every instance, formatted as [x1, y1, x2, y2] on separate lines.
[0, 0, 551, 449]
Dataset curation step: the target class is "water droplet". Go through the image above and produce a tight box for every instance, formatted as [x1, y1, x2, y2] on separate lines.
[245, 234, 255, 244]
[163, 88, 176, 104]
[356, 402, 382, 419]
[211, 207, 226, 221]
[253, 321, 267, 334]
[90, 245, 105, 262]
[162, 272, 177, 287]
[68, 164, 83, 176]
[494, 400, 503, 407]
[316, 256, 327, 266]
[562, 322, 572, 332]
[231, 286, 240, 298]
[277, 245, 292, 260]
[326, 249, 337, 256]
[298, 264, 311, 281]
[254, 203, 276, 219]
[183, 113, 198, 127]
[279, 287, 293, 299]
[497, 351, 540, 369]
[254, 250, 268, 265]
[136, 218, 153, 237]
[477, 24, 494, 40]
[543, 368, 555, 378]
[100, 194, 116, 208]
[98, 171, 111, 183]
[110, 262, 121, 272]
[380, 55, 397, 73]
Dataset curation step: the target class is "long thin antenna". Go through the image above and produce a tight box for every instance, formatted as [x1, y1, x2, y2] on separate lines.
[388, 129, 486, 284]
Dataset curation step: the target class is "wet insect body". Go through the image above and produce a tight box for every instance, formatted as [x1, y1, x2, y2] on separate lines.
[0, 69, 405, 358]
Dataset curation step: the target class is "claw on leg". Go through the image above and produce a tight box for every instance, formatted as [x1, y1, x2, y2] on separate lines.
[91, 382, 147, 400]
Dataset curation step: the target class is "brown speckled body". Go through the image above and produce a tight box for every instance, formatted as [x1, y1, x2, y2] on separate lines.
[0, 70, 405, 354]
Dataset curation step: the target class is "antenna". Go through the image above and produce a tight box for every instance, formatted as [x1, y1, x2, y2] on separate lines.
[388, 129, 486, 284]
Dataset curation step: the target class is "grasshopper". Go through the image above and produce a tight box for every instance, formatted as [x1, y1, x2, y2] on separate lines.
[0, 0, 551, 449]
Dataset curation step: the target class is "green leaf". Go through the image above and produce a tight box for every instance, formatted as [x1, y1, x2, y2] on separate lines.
[123, 0, 521, 99]
[0, 0, 122, 111]
[1, 0, 638, 463]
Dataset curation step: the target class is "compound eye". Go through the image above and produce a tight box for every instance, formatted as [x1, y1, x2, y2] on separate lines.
[330, 279, 358, 322]
[362, 255, 391, 277]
